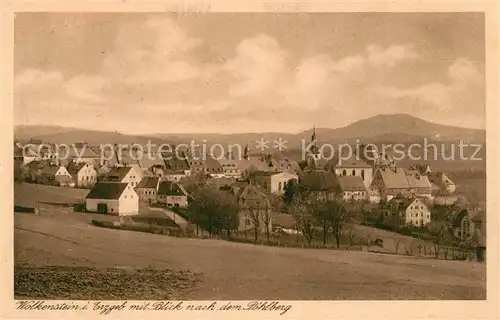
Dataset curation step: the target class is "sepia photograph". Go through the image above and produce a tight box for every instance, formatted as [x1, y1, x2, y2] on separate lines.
[7, 8, 496, 315]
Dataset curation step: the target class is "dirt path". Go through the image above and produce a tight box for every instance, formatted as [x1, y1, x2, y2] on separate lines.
[14, 213, 486, 300]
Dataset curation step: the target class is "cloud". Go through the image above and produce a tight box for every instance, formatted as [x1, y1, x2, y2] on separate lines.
[367, 44, 420, 68]
[371, 57, 485, 127]
[65, 75, 108, 103]
[14, 69, 63, 88]
[224, 34, 288, 97]
[102, 16, 203, 84]
[14, 14, 484, 132]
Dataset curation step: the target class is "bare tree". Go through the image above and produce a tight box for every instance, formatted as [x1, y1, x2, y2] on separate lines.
[247, 202, 261, 241]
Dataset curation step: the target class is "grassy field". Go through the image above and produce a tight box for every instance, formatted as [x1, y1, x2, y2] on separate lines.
[14, 182, 89, 208]
[15, 212, 486, 300]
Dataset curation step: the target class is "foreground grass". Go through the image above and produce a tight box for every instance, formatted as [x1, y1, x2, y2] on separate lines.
[15, 212, 486, 300]
[15, 264, 202, 300]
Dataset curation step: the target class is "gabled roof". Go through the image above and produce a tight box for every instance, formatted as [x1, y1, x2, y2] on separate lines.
[377, 167, 410, 189]
[238, 184, 268, 202]
[405, 170, 432, 189]
[86, 182, 129, 200]
[157, 181, 187, 196]
[338, 175, 366, 192]
[136, 177, 160, 189]
[388, 196, 422, 210]
[66, 161, 91, 174]
[67, 147, 100, 159]
[164, 158, 190, 171]
[106, 166, 133, 181]
[427, 172, 455, 185]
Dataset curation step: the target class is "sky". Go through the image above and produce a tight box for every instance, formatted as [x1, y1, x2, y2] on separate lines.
[14, 13, 485, 134]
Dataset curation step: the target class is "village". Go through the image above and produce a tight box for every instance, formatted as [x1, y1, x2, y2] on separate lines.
[13, 128, 486, 263]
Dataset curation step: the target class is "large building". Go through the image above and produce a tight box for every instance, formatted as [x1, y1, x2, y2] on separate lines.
[85, 182, 139, 216]
[252, 171, 299, 195]
[370, 167, 432, 201]
[383, 196, 431, 227]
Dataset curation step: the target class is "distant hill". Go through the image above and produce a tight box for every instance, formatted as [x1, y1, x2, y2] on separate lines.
[14, 125, 169, 146]
[14, 114, 485, 148]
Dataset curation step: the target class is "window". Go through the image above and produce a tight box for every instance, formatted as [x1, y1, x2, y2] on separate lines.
[361, 169, 365, 181]
[342, 170, 346, 176]
[352, 169, 356, 176]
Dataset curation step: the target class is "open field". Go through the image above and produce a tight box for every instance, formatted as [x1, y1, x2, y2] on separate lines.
[14, 182, 89, 208]
[15, 212, 486, 300]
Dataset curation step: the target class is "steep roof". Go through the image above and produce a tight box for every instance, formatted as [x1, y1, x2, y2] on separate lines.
[238, 184, 268, 202]
[338, 175, 367, 192]
[106, 166, 133, 181]
[377, 167, 410, 189]
[66, 162, 90, 174]
[405, 170, 432, 189]
[86, 182, 129, 200]
[427, 172, 455, 186]
[157, 181, 187, 196]
[388, 196, 421, 210]
[136, 177, 160, 189]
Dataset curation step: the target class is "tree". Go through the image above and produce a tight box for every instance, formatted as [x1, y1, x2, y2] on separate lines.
[296, 212, 316, 246]
[327, 200, 350, 248]
[247, 201, 262, 242]
[283, 179, 300, 205]
[188, 186, 240, 237]
[313, 200, 331, 246]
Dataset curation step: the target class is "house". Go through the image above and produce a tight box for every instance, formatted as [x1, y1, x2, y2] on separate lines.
[427, 172, 456, 195]
[67, 144, 101, 165]
[85, 182, 139, 216]
[66, 161, 97, 187]
[252, 171, 299, 195]
[337, 175, 368, 202]
[269, 153, 301, 174]
[164, 170, 189, 182]
[235, 158, 271, 178]
[157, 181, 189, 208]
[405, 169, 433, 199]
[135, 177, 160, 203]
[219, 159, 242, 178]
[229, 183, 273, 233]
[383, 196, 431, 228]
[104, 166, 142, 187]
[370, 167, 431, 201]
[328, 152, 373, 188]
[23, 161, 72, 186]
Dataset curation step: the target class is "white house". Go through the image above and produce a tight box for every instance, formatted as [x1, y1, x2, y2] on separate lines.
[85, 182, 139, 216]
[104, 166, 142, 187]
[66, 161, 97, 187]
[384, 196, 431, 228]
[252, 171, 299, 195]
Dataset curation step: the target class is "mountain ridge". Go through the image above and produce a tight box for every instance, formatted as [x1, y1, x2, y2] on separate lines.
[14, 114, 485, 146]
